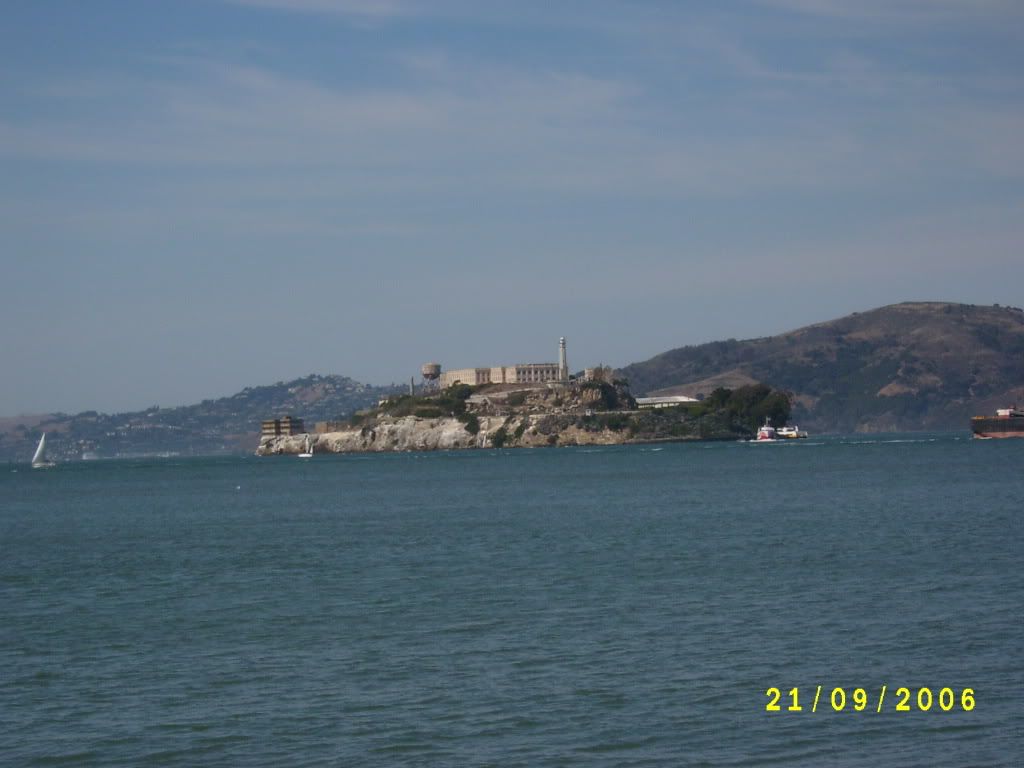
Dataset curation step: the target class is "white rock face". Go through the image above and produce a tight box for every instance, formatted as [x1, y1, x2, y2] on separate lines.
[256, 414, 624, 455]
[259, 416, 493, 455]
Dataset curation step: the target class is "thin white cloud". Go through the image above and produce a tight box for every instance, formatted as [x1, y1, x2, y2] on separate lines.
[4, 47, 1023, 232]
[3, 10, 1023, 257]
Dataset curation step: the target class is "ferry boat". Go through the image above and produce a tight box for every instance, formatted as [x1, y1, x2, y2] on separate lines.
[971, 406, 1024, 439]
[777, 425, 809, 439]
[755, 419, 778, 441]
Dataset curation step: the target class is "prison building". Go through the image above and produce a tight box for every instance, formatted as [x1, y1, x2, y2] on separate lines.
[439, 363, 563, 388]
[438, 338, 569, 389]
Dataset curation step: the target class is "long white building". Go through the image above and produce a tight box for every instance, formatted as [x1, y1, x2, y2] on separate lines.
[438, 338, 569, 388]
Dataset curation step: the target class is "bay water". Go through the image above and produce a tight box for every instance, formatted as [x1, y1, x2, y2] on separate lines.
[2, 435, 1022, 766]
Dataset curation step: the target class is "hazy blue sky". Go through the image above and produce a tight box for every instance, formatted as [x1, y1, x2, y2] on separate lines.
[3, 0, 1022, 415]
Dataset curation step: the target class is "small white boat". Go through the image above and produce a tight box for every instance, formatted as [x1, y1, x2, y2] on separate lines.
[31, 433, 56, 469]
[777, 425, 809, 439]
[298, 434, 314, 458]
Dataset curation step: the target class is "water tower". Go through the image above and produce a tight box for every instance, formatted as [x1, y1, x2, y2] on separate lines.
[421, 362, 441, 389]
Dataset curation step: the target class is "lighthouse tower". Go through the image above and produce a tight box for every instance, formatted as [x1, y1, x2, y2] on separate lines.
[558, 337, 569, 382]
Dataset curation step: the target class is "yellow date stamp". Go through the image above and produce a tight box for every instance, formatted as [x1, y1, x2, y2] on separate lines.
[765, 686, 975, 713]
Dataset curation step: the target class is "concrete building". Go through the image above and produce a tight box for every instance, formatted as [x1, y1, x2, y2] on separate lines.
[440, 367, 493, 387]
[438, 339, 570, 388]
[439, 363, 562, 388]
[261, 416, 306, 437]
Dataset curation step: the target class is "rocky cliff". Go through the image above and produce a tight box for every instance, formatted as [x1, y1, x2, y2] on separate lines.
[256, 413, 632, 455]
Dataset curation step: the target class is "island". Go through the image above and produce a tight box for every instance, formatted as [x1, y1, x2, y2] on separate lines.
[256, 376, 792, 455]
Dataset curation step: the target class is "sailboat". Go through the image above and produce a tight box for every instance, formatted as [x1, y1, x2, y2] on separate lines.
[298, 434, 314, 458]
[31, 433, 56, 469]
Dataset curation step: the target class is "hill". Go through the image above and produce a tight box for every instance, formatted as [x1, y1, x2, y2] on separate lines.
[0, 374, 397, 463]
[618, 302, 1024, 433]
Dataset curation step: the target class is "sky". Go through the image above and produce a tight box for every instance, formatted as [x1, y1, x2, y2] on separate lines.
[2, 0, 1023, 415]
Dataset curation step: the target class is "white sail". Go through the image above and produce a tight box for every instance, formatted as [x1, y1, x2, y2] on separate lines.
[31, 433, 49, 467]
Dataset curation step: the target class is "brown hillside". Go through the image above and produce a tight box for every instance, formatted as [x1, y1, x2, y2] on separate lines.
[618, 302, 1024, 433]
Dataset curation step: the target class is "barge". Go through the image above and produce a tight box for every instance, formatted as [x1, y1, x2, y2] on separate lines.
[971, 407, 1024, 439]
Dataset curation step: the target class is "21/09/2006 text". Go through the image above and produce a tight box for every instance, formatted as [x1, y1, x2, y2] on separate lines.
[765, 686, 975, 713]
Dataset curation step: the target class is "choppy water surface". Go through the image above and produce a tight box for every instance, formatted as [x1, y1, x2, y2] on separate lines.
[2, 435, 1022, 766]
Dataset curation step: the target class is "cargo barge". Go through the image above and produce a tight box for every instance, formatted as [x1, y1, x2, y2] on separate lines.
[971, 407, 1024, 439]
